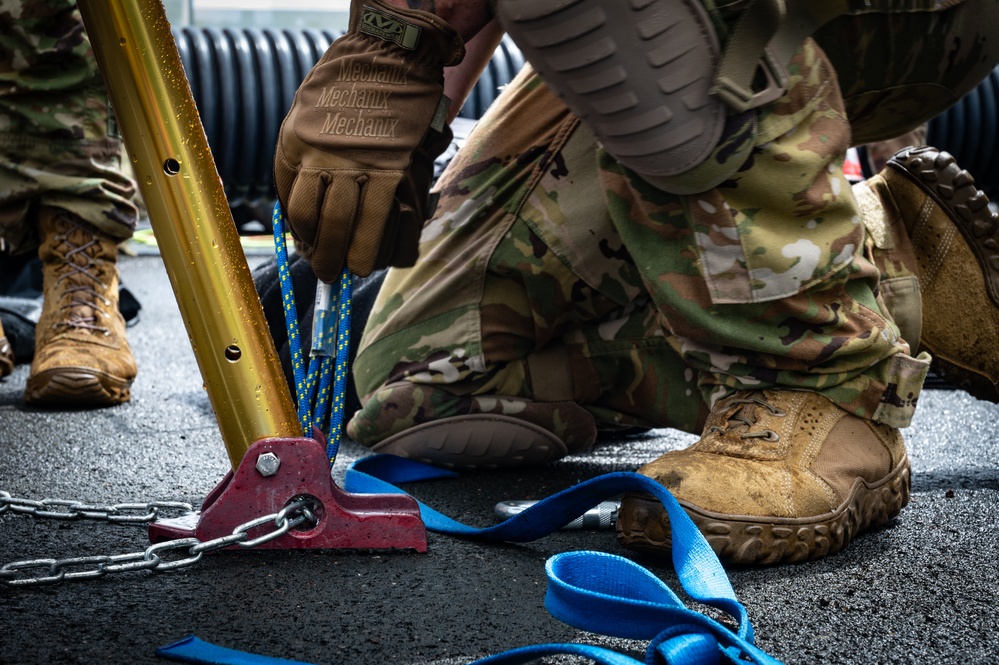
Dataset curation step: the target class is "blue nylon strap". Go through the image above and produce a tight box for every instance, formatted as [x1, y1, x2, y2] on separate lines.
[541, 552, 780, 664]
[345, 456, 751, 640]
[345, 456, 783, 665]
[156, 638, 642, 665]
[156, 456, 783, 665]
[471, 643, 647, 664]
[157, 636, 314, 665]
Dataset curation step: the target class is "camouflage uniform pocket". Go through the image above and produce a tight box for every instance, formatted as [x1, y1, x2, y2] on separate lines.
[692, 38, 859, 305]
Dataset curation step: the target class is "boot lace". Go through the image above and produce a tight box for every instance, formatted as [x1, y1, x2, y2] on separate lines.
[708, 394, 786, 442]
[51, 218, 114, 336]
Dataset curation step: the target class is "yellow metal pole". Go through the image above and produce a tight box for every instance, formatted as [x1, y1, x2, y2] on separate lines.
[77, 0, 301, 469]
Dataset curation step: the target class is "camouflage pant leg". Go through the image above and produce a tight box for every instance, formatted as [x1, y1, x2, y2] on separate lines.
[829, 0, 999, 369]
[608, 3, 998, 426]
[819, 0, 999, 144]
[348, 67, 707, 450]
[853, 175, 925, 353]
[351, 3, 995, 443]
[809, 0, 999, 360]
[0, 0, 137, 254]
[601, 37, 930, 428]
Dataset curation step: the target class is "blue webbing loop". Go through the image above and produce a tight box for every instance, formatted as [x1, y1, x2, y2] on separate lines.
[345, 457, 753, 642]
[271, 202, 352, 464]
[158, 636, 312, 665]
[156, 455, 783, 664]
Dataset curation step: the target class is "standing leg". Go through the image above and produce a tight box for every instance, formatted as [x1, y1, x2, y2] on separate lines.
[0, 0, 138, 405]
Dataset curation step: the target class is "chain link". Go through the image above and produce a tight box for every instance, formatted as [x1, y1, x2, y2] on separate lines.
[0, 491, 194, 523]
[0, 491, 319, 587]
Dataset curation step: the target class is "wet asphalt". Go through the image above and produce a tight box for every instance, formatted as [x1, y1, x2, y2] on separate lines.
[0, 253, 997, 665]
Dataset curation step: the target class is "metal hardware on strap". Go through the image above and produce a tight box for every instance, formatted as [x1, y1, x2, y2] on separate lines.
[712, 0, 859, 112]
[712, 0, 787, 112]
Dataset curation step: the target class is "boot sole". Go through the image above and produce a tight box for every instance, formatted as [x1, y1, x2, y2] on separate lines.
[495, 0, 723, 180]
[616, 453, 910, 565]
[26, 367, 132, 406]
[888, 146, 999, 402]
[371, 414, 568, 470]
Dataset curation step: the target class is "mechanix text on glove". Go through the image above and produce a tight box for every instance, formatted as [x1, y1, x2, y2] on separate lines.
[274, 0, 464, 282]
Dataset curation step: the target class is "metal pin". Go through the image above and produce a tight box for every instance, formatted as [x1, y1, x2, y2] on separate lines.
[493, 500, 620, 530]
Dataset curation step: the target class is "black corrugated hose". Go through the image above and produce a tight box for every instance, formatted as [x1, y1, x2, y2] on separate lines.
[170, 26, 997, 223]
[926, 67, 999, 200]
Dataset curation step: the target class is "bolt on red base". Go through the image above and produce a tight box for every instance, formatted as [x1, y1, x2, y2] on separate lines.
[148, 437, 427, 552]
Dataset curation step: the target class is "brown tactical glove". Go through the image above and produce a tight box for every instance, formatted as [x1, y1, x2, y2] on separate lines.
[274, 0, 464, 282]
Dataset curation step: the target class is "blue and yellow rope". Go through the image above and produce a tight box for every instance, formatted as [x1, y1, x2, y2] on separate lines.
[327, 271, 352, 462]
[271, 201, 352, 466]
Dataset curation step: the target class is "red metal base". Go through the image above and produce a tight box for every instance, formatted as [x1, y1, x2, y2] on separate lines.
[148, 437, 427, 551]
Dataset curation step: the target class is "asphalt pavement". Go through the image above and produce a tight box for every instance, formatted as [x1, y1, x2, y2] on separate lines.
[0, 252, 997, 665]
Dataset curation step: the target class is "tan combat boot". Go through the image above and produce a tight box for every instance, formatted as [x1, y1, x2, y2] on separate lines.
[26, 208, 136, 406]
[872, 146, 999, 402]
[0, 318, 13, 378]
[616, 390, 910, 565]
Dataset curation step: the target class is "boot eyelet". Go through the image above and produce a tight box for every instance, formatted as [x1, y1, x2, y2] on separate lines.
[744, 429, 780, 442]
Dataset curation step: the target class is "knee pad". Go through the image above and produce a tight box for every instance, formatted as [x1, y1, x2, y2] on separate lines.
[495, 0, 854, 194]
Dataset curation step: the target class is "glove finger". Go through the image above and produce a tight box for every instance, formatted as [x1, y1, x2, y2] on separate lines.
[346, 171, 405, 277]
[283, 170, 323, 256]
[311, 171, 363, 283]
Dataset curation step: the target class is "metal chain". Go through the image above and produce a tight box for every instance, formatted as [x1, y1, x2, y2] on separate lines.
[0, 491, 318, 587]
[0, 491, 194, 523]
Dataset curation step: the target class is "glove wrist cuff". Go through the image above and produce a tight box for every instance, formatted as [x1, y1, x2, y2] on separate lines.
[349, 0, 465, 67]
